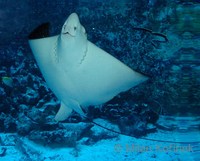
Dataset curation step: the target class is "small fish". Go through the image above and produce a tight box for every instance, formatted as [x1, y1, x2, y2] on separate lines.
[2, 76, 13, 87]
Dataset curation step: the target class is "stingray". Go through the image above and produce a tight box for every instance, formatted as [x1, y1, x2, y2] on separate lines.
[28, 13, 148, 122]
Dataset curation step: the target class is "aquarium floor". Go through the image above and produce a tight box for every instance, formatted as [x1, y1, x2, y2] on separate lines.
[0, 129, 199, 161]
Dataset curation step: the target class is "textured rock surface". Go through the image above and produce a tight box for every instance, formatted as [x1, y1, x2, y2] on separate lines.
[28, 122, 93, 147]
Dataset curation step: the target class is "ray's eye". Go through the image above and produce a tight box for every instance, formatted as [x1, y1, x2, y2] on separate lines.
[74, 27, 77, 30]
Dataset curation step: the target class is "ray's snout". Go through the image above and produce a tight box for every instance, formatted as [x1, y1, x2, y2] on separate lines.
[62, 25, 76, 37]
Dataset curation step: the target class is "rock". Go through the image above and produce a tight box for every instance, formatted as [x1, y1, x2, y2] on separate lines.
[0, 113, 17, 132]
[0, 87, 7, 112]
[84, 118, 119, 145]
[22, 87, 39, 105]
[26, 107, 47, 123]
[40, 100, 59, 117]
[0, 147, 7, 157]
[29, 129, 78, 147]
[0, 134, 17, 146]
[16, 114, 36, 136]
[15, 137, 44, 161]
[28, 122, 93, 147]
[144, 110, 159, 124]
[118, 115, 148, 137]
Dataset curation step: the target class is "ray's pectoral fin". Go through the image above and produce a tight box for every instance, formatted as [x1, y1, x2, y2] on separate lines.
[55, 102, 73, 122]
[69, 99, 86, 118]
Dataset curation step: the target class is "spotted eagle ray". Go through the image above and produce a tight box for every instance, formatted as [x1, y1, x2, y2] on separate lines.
[28, 13, 148, 121]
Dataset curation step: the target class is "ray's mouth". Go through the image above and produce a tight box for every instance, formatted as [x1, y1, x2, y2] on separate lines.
[62, 32, 75, 37]
[63, 32, 69, 35]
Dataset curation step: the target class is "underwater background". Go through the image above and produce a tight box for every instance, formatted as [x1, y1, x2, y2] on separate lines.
[0, 0, 199, 160]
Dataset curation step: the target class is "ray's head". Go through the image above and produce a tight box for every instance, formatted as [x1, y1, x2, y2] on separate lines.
[58, 13, 88, 60]
[61, 13, 86, 39]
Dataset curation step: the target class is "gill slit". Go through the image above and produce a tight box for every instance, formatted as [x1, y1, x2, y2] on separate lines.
[79, 42, 88, 65]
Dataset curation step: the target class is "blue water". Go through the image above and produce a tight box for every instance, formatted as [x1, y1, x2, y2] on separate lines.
[0, 0, 199, 160]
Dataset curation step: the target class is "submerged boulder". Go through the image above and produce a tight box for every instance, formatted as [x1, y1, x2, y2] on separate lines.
[28, 122, 93, 147]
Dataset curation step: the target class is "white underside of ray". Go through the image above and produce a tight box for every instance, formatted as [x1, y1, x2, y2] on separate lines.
[28, 13, 148, 122]
[29, 36, 147, 121]
[29, 36, 87, 120]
